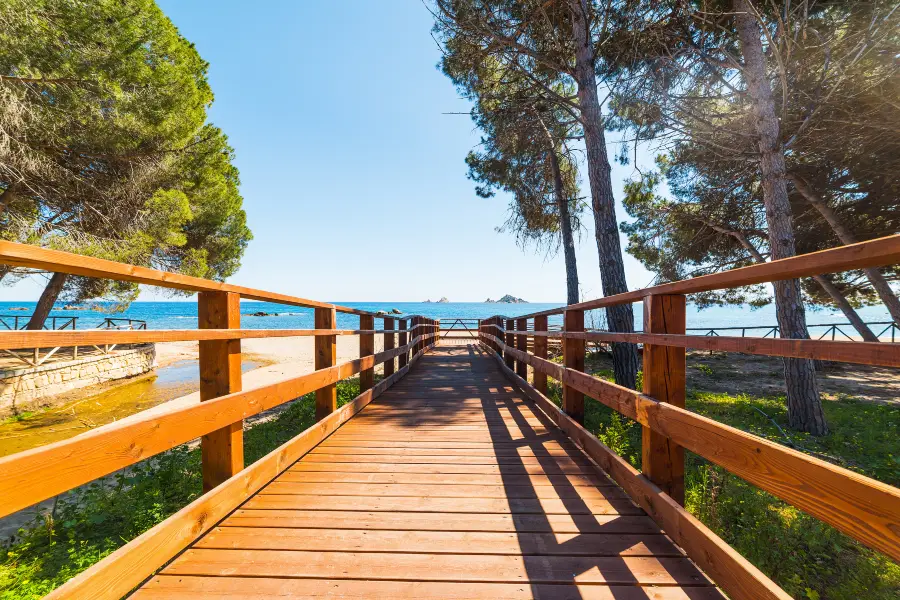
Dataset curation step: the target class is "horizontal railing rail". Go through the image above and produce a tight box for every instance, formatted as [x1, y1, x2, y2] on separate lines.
[477, 233, 900, 600]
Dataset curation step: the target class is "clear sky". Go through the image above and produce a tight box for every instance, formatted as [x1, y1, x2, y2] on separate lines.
[1, 0, 656, 303]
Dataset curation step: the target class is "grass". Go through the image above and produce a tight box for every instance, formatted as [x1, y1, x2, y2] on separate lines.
[547, 353, 900, 600]
[0, 377, 363, 600]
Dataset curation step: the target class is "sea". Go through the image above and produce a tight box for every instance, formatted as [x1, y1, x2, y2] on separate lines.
[0, 300, 892, 338]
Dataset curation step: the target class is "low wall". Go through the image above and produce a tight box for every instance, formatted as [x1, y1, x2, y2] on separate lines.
[0, 344, 156, 417]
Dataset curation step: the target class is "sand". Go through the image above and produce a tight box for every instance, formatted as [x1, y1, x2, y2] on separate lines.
[132, 335, 388, 422]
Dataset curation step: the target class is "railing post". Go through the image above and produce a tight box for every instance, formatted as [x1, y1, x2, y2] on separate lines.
[434, 319, 440, 347]
[515, 317, 527, 379]
[533, 315, 548, 394]
[314, 307, 337, 421]
[359, 314, 375, 393]
[399, 319, 408, 369]
[563, 308, 585, 424]
[198, 291, 243, 492]
[504, 318, 515, 369]
[642, 294, 686, 504]
[412, 317, 420, 355]
[383, 317, 395, 377]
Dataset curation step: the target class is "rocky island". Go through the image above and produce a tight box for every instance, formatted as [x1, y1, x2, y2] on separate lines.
[485, 294, 528, 303]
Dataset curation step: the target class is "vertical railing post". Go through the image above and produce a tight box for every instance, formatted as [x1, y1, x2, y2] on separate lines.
[504, 318, 515, 369]
[533, 315, 548, 395]
[315, 307, 337, 421]
[384, 317, 395, 377]
[359, 314, 375, 393]
[642, 294, 686, 504]
[515, 317, 527, 379]
[399, 318, 408, 369]
[198, 291, 242, 492]
[412, 316, 420, 355]
[562, 308, 585, 424]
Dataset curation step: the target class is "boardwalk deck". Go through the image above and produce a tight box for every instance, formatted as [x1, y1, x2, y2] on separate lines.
[133, 344, 723, 599]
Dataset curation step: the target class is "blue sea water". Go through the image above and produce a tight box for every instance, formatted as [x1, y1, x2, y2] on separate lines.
[0, 300, 891, 337]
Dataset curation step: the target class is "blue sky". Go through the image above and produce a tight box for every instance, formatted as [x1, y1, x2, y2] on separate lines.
[1, 0, 655, 303]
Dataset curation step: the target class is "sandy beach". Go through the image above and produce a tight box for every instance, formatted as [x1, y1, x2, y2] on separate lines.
[138, 335, 389, 421]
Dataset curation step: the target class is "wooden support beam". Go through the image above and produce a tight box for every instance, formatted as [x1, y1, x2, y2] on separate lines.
[398, 319, 408, 369]
[533, 315, 548, 394]
[642, 294, 686, 504]
[562, 309, 585, 424]
[314, 307, 337, 421]
[198, 291, 243, 492]
[504, 319, 515, 370]
[383, 317, 395, 376]
[515, 317, 527, 379]
[359, 314, 375, 393]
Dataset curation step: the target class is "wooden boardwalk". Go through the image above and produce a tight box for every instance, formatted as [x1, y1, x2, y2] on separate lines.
[134, 344, 722, 599]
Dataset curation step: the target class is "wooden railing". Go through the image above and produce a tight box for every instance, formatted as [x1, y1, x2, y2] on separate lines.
[0, 240, 439, 599]
[478, 233, 900, 600]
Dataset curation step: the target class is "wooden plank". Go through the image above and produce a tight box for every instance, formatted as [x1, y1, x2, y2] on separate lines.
[383, 316, 395, 376]
[288, 461, 601, 476]
[314, 307, 337, 421]
[642, 294, 686, 504]
[260, 482, 628, 500]
[562, 309, 584, 423]
[276, 470, 609, 487]
[0, 240, 375, 315]
[162, 549, 711, 586]
[299, 454, 595, 466]
[134, 575, 725, 599]
[0, 341, 415, 519]
[243, 494, 642, 515]
[359, 314, 375, 393]
[484, 344, 791, 600]
[193, 526, 682, 556]
[44, 359, 416, 600]
[308, 446, 589, 457]
[223, 509, 662, 533]
[198, 291, 243, 492]
[533, 315, 548, 393]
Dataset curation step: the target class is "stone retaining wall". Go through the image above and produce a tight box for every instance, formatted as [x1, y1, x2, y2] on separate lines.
[0, 344, 156, 417]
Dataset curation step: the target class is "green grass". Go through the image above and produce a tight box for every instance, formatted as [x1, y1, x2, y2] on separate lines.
[0, 377, 363, 599]
[549, 363, 900, 599]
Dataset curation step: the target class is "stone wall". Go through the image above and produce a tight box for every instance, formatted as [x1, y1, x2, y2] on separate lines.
[0, 344, 156, 417]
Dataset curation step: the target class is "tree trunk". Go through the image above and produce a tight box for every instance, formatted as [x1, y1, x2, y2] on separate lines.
[548, 151, 580, 305]
[26, 272, 68, 330]
[789, 173, 900, 326]
[812, 275, 879, 342]
[735, 0, 827, 435]
[569, 0, 639, 389]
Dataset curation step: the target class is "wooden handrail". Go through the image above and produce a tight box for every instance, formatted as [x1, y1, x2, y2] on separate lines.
[498, 329, 899, 367]
[0, 241, 373, 315]
[0, 324, 437, 349]
[480, 330, 900, 561]
[513, 233, 900, 318]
